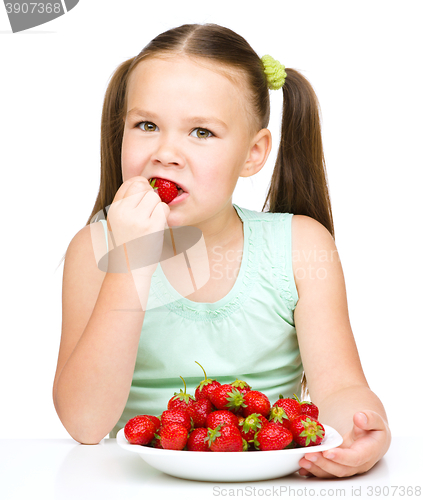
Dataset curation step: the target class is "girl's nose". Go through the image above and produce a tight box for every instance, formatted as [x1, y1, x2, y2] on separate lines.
[152, 137, 184, 167]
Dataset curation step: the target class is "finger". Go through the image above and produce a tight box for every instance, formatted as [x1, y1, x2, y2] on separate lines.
[154, 201, 171, 223]
[114, 176, 151, 203]
[299, 456, 357, 478]
[130, 191, 170, 225]
[350, 411, 385, 442]
[353, 411, 386, 433]
[121, 179, 153, 204]
[322, 446, 366, 468]
[148, 202, 171, 233]
[297, 468, 314, 477]
[298, 459, 337, 479]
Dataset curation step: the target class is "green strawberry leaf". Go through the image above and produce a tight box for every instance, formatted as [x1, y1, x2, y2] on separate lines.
[224, 388, 246, 411]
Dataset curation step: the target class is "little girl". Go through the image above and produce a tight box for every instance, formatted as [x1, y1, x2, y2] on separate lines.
[53, 23, 391, 478]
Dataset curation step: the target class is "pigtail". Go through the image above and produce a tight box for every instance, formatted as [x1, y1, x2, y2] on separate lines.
[86, 57, 135, 225]
[263, 68, 334, 239]
[262, 69, 334, 400]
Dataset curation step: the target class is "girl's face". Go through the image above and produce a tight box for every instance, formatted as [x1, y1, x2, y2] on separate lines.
[121, 55, 262, 227]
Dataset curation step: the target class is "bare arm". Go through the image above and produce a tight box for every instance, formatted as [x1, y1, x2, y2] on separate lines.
[291, 215, 391, 477]
[52, 223, 152, 444]
[53, 176, 169, 445]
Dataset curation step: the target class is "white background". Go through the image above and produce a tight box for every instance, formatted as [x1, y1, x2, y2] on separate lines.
[0, 1, 421, 439]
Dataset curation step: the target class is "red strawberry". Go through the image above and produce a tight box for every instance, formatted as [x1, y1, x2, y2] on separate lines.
[187, 427, 210, 451]
[293, 394, 320, 419]
[242, 390, 271, 418]
[160, 408, 192, 431]
[238, 413, 268, 442]
[290, 415, 325, 447]
[187, 398, 213, 428]
[135, 414, 161, 432]
[205, 424, 244, 452]
[149, 178, 179, 204]
[160, 423, 189, 450]
[168, 376, 196, 412]
[253, 421, 293, 451]
[124, 415, 156, 445]
[194, 361, 221, 402]
[272, 395, 302, 421]
[150, 426, 164, 448]
[230, 379, 251, 396]
[206, 410, 239, 430]
[300, 402, 319, 419]
[210, 384, 246, 413]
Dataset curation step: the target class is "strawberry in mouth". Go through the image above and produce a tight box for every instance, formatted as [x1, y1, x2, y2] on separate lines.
[149, 178, 185, 204]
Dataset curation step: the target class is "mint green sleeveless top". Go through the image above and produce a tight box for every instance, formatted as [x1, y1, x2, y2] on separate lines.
[100, 204, 302, 438]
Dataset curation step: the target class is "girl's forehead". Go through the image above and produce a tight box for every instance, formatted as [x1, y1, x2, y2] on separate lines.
[126, 55, 247, 106]
[130, 54, 242, 84]
[125, 55, 256, 135]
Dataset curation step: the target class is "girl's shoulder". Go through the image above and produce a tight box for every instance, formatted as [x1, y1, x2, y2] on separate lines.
[291, 214, 334, 246]
[62, 222, 107, 299]
[65, 222, 106, 271]
[291, 215, 339, 295]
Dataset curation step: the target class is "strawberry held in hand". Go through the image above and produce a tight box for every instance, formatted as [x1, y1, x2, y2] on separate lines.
[149, 178, 181, 204]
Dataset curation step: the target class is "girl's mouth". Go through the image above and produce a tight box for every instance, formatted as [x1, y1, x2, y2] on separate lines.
[169, 191, 189, 205]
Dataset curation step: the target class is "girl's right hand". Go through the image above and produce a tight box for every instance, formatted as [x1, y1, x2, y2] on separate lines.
[106, 176, 170, 275]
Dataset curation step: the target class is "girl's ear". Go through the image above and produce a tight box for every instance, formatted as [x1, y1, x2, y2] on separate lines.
[239, 128, 272, 177]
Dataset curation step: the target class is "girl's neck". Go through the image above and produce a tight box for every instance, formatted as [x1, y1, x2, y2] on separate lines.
[202, 205, 243, 251]
[166, 204, 243, 262]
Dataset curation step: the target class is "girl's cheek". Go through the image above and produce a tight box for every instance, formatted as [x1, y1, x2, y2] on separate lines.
[121, 141, 146, 178]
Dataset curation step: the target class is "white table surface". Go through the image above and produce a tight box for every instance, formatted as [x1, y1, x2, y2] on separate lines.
[0, 436, 420, 500]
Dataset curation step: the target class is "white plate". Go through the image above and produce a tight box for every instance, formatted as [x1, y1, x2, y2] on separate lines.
[116, 425, 343, 482]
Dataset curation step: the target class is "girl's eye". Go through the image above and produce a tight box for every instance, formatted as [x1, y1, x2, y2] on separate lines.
[137, 121, 158, 132]
[191, 128, 214, 139]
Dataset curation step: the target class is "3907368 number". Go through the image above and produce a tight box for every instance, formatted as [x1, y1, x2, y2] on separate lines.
[5, 3, 62, 14]
[367, 485, 421, 496]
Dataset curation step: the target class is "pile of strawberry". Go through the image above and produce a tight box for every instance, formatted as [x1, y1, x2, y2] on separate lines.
[124, 363, 325, 452]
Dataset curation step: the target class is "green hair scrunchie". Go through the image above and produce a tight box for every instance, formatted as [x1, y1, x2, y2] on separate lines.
[261, 54, 287, 90]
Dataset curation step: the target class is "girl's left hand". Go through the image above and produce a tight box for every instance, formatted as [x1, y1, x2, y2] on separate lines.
[298, 410, 391, 478]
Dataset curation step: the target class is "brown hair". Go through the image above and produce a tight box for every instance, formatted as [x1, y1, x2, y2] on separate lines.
[70, 23, 335, 399]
